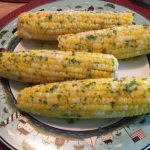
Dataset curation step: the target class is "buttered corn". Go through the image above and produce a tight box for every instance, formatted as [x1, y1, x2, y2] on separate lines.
[58, 25, 150, 59]
[17, 77, 150, 119]
[17, 11, 133, 41]
[0, 50, 118, 83]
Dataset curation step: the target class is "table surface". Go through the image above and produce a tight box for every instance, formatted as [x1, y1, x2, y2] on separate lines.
[0, 2, 26, 19]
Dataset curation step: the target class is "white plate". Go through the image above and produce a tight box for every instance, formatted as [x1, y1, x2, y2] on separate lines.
[9, 39, 150, 131]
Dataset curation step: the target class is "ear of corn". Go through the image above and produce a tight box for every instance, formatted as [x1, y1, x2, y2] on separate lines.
[58, 25, 150, 59]
[0, 50, 118, 83]
[17, 77, 150, 119]
[17, 11, 133, 41]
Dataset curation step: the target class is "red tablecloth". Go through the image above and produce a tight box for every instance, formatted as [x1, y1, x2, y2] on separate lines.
[0, 141, 8, 150]
[0, 0, 149, 149]
[0, 0, 31, 2]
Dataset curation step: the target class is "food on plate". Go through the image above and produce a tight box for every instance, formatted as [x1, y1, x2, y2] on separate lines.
[17, 77, 150, 119]
[17, 11, 133, 41]
[0, 50, 118, 83]
[58, 25, 150, 59]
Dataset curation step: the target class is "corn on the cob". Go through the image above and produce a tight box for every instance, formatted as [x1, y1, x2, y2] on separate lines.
[17, 11, 133, 41]
[0, 50, 118, 83]
[17, 77, 150, 119]
[58, 25, 150, 59]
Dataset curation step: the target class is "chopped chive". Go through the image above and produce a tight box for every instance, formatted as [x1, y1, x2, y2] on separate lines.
[86, 35, 97, 40]
[48, 14, 52, 20]
[87, 47, 92, 52]
[123, 79, 139, 93]
[125, 40, 129, 47]
[102, 49, 107, 53]
[110, 101, 115, 108]
[49, 85, 58, 92]
[62, 64, 67, 68]
[45, 57, 48, 61]
[72, 51, 75, 56]
[113, 29, 117, 34]
[132, 22, 136, 25]
[143, 24, 149, 30]
[70, 58, 80, 64]
[52, 104, 59, 109]
[43, 100, 47, 105]
[35, 89, 39, 92]
[57, 94, 61, 100]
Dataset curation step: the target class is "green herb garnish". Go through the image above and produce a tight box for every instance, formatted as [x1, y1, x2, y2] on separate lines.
[87, 35, 97, 40]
